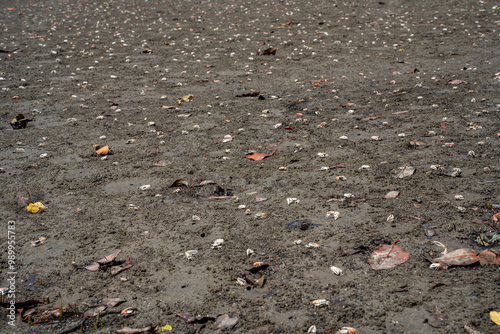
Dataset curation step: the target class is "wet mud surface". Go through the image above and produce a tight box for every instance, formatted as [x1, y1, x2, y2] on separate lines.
[1, 0, 499, 333]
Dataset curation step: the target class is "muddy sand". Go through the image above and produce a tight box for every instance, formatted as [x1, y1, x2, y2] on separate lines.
[1, 0, 500, 333]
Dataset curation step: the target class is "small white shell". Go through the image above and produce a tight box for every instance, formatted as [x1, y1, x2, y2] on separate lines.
[236, 278, 246, 286]
[305, 242, 320, 249]
[307, 325, 317, 333]
[317, 152, 328, 157]
[192, 215, 200, 221]
[330, 266, 343, 276]
[287, 198, 299, 205]
[359, 165, 371, 170]
[246, 249, 254, 257]
[293, 239, 302, 245]
[386, 214, 395, 222]
[139, 185, 151, 190]
[454, 195, 464, 200]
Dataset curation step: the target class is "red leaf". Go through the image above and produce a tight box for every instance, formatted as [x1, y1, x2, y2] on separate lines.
[367, 240, 410, 270]
[246, 149, 277, 161]
[430, 248, 478, 269]
[440, 122, 448, 129]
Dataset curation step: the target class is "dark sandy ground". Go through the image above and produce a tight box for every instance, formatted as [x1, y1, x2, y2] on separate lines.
[1, 0, 500, 333]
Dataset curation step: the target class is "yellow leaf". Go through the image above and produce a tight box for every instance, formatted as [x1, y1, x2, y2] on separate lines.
[491, 311, 500, 325]
[27, 202, 47, 214]
[182, 95, 194, 102]
[160, 324, 172, 331]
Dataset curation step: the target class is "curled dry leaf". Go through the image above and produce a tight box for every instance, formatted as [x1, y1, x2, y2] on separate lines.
[94, 145, 110, 156]
[367, 240, 410, 270]
[429, 248, 478, 269]
[110, 256, 133, 276]
[391, 165, 415, 179]
[259, 47, 276, 55]
[478, 249, 500, 266]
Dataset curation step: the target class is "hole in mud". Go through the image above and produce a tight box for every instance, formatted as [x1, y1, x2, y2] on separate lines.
[200, 233, 205, 238]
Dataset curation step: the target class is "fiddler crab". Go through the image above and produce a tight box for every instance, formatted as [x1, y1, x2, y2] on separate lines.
[185, 250, 198, 261]
[211, 238, 224, 249]
[312, 299, 329, 308]
[330, 266, 343, 276]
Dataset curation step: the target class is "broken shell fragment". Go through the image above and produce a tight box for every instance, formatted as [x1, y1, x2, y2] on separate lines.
[287, 198, 299, 205]
[305, 242, 320, 249]
[246, 249, 254, 257]
[236, 278, 246, 286]
[139, 185, 151, 190]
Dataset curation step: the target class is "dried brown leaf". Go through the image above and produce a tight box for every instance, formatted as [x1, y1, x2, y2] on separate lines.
[367, 241, 410, 270]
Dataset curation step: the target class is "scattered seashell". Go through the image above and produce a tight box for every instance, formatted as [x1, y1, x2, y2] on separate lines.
[236, 278, 246, 286]
[305, 242, 320, 249]
[139, 185, 151, 190]
[387, 214, 395, 223]
[287, 198, 299, 205]
[293, 240, 302, 245]
[247, 249, 254, 257]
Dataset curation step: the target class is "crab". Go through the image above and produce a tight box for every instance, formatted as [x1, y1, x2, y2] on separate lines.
[312, 299, 329, 308]
[211, 238, 224, 249]
[185, 250, 198, 261]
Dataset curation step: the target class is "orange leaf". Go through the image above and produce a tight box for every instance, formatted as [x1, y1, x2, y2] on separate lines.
[246, 149, 277, 161]
[367, 240, 410, 270]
